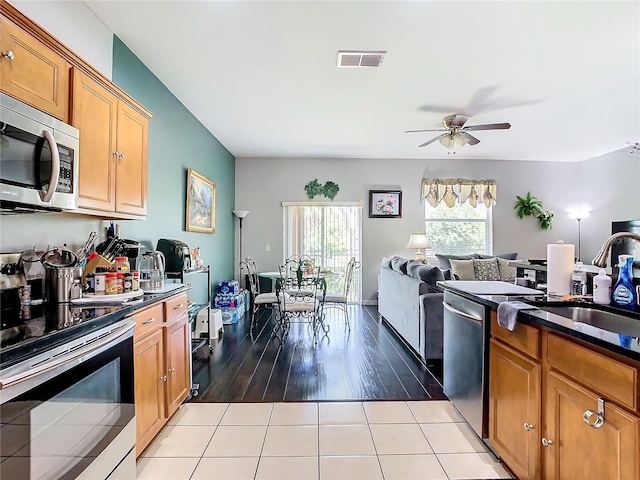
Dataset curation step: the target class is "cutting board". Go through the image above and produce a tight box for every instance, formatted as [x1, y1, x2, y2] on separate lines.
[442, 280, 544, 295]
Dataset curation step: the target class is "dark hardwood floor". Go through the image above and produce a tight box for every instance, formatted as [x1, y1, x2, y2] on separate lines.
[191, 305, 445, 402]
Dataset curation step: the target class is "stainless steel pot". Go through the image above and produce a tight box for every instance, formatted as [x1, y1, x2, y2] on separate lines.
[45, 267, 82, 303]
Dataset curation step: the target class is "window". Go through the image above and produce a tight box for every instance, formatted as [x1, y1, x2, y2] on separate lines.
[424, 201, 493, 255]
[283, 202, 362, 303]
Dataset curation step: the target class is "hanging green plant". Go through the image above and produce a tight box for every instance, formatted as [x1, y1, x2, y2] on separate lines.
[304, 179, 340, 200]
[514, 192, 543, 219]
[322, 181, 340, 200]
[304, 179, 323, 199]
[514, 192, 553, 230]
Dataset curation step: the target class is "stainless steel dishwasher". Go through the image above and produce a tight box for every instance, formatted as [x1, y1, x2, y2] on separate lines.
[443, 290, 488, 439]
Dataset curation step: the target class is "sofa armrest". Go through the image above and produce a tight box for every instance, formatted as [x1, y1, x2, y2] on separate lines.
[419, 292, 444, 360]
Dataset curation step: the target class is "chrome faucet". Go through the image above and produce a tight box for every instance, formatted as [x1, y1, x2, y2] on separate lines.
[592, 232, 640, 267]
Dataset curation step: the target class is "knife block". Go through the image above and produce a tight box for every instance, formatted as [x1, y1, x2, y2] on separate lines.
[82, 254, 113, 282]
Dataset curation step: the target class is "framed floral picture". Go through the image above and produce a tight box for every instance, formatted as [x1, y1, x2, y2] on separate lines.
[369, 190, 402, 218]
[186, 168, 216, 233]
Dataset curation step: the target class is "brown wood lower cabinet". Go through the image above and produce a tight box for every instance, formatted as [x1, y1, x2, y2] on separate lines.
[543, 371, 640, 480]
[134, 328, 165, 455]
[489, 317, 640, 480]
[489, 339, 541, 480]
[133, 296, 191, 456]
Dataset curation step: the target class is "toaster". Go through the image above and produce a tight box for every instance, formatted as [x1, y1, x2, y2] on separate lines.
[156, 239, 191, 273]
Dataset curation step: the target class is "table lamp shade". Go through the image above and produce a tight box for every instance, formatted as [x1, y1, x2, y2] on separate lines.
[406, 234, 430, 250]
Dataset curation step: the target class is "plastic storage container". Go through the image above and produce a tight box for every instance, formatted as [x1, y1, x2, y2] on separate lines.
[593, 269, 612, 305]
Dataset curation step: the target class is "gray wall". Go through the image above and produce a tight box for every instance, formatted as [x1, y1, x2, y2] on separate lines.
[235, 154, 639, 303]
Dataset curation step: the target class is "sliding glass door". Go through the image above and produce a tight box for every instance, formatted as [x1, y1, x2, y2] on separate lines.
[283, 202, 362, 303]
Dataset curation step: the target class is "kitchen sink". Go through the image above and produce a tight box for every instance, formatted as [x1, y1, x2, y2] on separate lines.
[539, 305, 640, 338]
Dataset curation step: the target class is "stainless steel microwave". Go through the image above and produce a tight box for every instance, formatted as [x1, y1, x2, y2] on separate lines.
[0, 93, 79, 212]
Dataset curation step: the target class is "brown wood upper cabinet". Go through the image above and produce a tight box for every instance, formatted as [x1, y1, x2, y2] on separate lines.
[72, 69, 148, 217]
[0, 15, 70, 121]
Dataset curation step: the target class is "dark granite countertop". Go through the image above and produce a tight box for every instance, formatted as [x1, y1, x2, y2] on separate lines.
[0, 283, 190, 368]
[438, 282, 640, 363]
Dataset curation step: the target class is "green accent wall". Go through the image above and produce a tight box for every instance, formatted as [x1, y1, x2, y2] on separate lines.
[111, 36, 235, 288]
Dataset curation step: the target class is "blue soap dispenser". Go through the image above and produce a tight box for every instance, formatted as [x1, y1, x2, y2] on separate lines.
[612, 255, 637, 310]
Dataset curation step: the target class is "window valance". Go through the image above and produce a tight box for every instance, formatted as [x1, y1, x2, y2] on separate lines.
[421, 178, 497, 208]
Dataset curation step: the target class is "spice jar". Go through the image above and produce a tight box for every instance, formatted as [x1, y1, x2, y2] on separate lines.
[105, 272, 118, 295]
[85, 273, 95, 294]
[123, 272, 133, 293]
[116, 272, 124, 294]
[132, 271, 140, 291]
[94, 267, 107, 295]
[114, 257, 130, 272]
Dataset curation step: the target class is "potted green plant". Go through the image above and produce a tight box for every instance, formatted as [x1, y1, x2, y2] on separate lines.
[514, 192, 543, 219]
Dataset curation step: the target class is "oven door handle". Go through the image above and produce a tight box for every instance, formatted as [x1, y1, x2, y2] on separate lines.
[443, 301, 483, 323]
[39, 130, 60, 203]
[0, 320, 135, 390]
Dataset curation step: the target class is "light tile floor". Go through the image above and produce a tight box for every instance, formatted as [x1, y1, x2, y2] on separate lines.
[137, 401, 513, 480]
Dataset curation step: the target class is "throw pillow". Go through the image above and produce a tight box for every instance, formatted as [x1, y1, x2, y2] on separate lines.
[497, 257, 519, 282]
[416, 264, 445, 285]
[472, 258, 501, 281]
[435, 253, 479, 270]
[381, 256, 393, 269]
[390, 256, 409, 274]
[406, 261, 423, 279]
[441, 268, 453, 280]
[449, 259, 476, 280]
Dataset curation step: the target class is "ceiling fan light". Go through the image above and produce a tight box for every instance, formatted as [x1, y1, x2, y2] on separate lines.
[453, 134, 469, 147]
[439, 134, 456, 149]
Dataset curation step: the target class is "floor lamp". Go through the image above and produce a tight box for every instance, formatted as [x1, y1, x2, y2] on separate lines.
[568, 211, 589, 262]
[233, 210, 249, 284]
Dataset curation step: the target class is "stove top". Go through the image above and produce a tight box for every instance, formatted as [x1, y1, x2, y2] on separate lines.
[0, 301, 130, 367]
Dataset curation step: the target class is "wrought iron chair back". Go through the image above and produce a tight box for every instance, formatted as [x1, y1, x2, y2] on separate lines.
[342, 257, 361, 298]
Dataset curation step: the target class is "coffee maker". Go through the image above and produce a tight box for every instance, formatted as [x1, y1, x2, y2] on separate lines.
[156, 239, 191, 273]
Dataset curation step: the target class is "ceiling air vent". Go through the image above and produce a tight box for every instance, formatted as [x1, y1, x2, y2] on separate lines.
[337, 50, 386, 68]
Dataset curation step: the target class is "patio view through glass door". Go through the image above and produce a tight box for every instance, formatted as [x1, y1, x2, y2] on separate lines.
[283, 202, 362, 303]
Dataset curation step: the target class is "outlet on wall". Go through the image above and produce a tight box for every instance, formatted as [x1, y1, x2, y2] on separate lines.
[265, 244, 271, 252]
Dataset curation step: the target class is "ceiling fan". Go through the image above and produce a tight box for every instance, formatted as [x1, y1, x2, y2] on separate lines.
[405, 114, 511, 149]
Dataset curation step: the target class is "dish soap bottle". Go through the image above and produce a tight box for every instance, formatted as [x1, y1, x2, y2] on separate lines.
[612, 255, 637, 310]
[593, 269, 612, 305]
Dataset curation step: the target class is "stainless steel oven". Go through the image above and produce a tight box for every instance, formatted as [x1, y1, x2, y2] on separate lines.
[0, 318, 136, 480]
[0, 93, 79, 212]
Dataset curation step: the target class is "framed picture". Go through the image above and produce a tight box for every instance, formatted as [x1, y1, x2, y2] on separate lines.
[369, 190, 402, 218]
[186, 168, 216, 233]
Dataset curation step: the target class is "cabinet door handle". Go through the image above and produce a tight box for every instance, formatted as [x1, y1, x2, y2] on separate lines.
[2, 50, 14, 60]
[169, 368, 175, 373]
[113, 151, 119, 157]
[524, 423, 534, 431]
[142, 317, 156, 325]
[161, 375, 167, 382]
[173, 303, 184, 309]
[541, 438, 553, 447]
[119, 153, 125, 159]
[583, 397, 605, 428]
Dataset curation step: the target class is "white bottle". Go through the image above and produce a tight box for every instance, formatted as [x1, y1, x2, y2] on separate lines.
[593, 269, 612, 305]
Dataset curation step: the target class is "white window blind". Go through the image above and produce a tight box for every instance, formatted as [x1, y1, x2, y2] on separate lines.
[283, 202, 362, 303]
[424, 201, 493, 256]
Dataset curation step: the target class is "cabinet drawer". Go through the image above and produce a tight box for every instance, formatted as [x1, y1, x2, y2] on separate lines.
[546, 333, 638, 410]
[133, 303, 164, 341]
[491, 310, 540, 359]
[164, 293, 188, 323]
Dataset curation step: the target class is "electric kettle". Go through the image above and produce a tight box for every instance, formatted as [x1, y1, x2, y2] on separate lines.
[138, 251, 166, 291]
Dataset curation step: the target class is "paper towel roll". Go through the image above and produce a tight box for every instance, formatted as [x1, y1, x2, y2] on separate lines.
[547, 241, 575, 296]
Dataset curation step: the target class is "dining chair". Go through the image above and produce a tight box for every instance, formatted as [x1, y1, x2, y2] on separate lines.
[275, 256, 328, 338]
[240, 257, 279, 328]
[321, 257, 361, 330]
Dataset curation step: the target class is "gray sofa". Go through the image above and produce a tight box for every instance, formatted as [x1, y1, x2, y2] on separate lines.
[377, 257, 447, 363]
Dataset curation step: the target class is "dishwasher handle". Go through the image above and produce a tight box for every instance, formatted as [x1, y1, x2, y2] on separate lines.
[443, 301, 484, 323]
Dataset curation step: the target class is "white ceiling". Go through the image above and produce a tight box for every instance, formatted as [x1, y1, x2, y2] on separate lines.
[86, 1, 640, 162]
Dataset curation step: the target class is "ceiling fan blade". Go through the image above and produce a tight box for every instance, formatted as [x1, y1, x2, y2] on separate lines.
[418, 134, 446, 148]
[405, 128, 448, 134]
[465, 122, 511, 131]
[461, 132, 481, 145]
[451, 115, 469, 127]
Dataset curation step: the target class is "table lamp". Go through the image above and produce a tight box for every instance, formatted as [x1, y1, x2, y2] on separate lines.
[406, 233, 430, 263]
